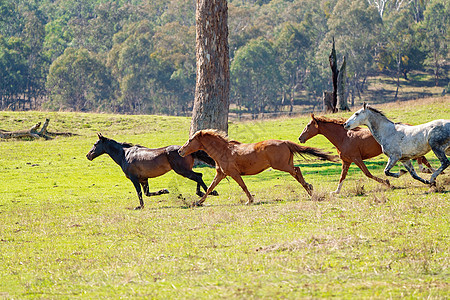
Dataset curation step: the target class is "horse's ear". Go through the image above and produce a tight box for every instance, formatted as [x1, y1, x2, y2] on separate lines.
[363, 102, 367, 110]
[98, 133, 105, 140]
[310, 113, 315, 120]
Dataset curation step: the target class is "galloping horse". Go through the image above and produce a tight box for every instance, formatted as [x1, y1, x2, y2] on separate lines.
[86, 133, 217, 209]
[299, 114, 437, 193]
[299, 114, 390, 193]
[344, 103, 450, 186]
[178, 130, 337, 206]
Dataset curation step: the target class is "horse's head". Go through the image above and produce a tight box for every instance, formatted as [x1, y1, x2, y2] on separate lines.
[86, 133, 108, 161]
[299, 114, 319, 143]
[343, 103, 370, 130]
[179, 132, 203, 157]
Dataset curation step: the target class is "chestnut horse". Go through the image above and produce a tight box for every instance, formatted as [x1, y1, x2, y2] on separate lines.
[299, 114, 436, 193]
[86, 133, 217, 209]
[178, 130, 336, 206]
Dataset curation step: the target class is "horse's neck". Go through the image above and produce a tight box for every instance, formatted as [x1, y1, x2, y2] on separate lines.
[105, 141, 126, 167]
[202, 136, 231, 161]
[366, 113, 395, 145]
[318, 122, 347, 148]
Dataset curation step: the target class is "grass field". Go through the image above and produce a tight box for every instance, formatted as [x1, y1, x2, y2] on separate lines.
[1, 97, 449, 298]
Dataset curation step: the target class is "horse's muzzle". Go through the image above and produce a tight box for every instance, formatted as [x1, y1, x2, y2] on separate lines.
[178, 148, 186, 157]
[86, 153, 94, 161]
[343, 122, 350, 130]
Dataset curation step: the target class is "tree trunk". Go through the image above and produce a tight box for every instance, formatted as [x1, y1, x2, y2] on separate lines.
[329, 37, 338, 110]
[323, 92, 335, 113]
[337, 56, 349, 111]
[190, 0, 230, 137]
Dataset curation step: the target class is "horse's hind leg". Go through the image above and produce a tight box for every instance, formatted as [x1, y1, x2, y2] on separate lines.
[173, 167, 218, 197]
[417, 157, 435, 174]
[401, 160, 430, 184]
[353, 157, 390, 187]
[430, 147, 450, 185]
[293, 167, 313, 196]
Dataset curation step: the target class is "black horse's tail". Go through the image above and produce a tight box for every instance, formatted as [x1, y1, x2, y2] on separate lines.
[286, 141, 337, 162]
[191, 150, 216, 167]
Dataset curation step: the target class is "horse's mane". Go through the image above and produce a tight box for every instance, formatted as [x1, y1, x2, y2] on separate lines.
[108, 139, 144, 148]
[195, 129, 241, 144]
[314, 115, 363, 131]
[314, 115, 347, 125]
[366, 106, 387, 118]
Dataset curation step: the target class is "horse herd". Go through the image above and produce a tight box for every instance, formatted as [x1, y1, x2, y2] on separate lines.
[86, 103, 450, 209]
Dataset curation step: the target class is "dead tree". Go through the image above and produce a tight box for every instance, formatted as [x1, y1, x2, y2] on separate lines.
[324, 38, 349, 113]
[337, 56, 349, 111]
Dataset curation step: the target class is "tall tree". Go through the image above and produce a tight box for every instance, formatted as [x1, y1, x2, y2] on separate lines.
[190, 0, 230, 136]
[231, 37, 282, 116]
[421, 0, 449, 86]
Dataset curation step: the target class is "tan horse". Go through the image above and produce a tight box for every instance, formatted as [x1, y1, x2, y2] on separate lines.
[178, 130, 336, 206]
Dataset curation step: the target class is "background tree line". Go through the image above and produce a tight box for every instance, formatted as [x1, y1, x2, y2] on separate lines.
[0, 0, 448, 116]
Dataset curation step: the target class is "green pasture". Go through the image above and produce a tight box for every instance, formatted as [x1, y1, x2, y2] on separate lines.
[1, 97, 449, 298]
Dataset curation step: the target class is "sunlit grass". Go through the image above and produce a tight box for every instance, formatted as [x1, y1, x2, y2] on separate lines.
[0, 96, 449, 298]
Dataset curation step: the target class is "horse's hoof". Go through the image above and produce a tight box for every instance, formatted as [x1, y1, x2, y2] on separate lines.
[385, 179, 391, 187]
[307, 183, 314, 196]
[134, 206, 143, 210]
[211, 190, 219, 196]
[192, 201, 203, 207]
[244, 199, 254, 205]
[160, 189, 169, 195]
[430, 181, 436, 187]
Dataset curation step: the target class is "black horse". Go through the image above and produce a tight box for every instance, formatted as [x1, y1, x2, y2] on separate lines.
[86, 133, 217, 209]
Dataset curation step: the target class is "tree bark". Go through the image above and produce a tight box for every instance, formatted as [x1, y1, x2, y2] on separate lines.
[329, 37, 338, 111]
[190, 0, 230, 137]
[337, 56, 349, 111]
[323, 92, 335, 113]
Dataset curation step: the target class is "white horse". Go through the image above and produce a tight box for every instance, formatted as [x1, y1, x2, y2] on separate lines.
[343, 103, 450, 186]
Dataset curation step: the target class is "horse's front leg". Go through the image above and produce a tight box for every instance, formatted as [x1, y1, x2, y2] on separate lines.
[141, 180, 169, 197]
[353, 157, 390, 187]
[130, 176, 144, 210]
[230, 173, 254, 205]
[332, 161, 351, 194]
[194, 171, 226, 206]
[384, 156, 407, 178]
[401, 160, 430, 184]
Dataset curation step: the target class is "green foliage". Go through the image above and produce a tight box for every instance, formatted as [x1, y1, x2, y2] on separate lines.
[46, 47, 114, 111]
[231, 37, 282, 114]
[0, 0, 448, 114]
[420, 0, 449, 85]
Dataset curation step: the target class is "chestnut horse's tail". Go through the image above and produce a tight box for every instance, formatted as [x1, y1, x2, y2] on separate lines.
[191, 150, 216, 167]
[286, 141, 337, 162]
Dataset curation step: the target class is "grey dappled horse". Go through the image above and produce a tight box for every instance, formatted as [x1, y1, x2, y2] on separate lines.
[343, 103, 450, 186]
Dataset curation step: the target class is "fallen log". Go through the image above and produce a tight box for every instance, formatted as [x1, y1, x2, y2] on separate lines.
[0, 119, 77, 140]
